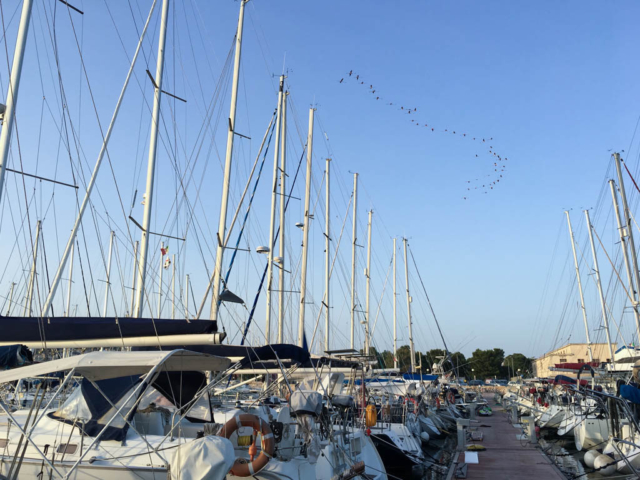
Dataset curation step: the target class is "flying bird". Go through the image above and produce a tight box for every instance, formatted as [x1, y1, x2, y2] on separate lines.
[338, 70, 511, 199]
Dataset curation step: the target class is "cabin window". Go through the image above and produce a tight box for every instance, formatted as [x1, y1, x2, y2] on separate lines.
[559, 358, 567, 363]
[606, 358, 610, 363]
[56, 444, 77, 455]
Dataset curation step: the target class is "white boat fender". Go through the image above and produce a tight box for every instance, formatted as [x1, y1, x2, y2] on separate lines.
[593, 454, 616, 476]
[420, 431, 430, 443]
[583, 449, 599, 469]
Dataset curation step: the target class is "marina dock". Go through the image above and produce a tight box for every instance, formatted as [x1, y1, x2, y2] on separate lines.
[462, 393, 566, 479]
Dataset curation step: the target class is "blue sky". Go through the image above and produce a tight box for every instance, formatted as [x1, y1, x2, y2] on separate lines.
[0, 0, 639, 359]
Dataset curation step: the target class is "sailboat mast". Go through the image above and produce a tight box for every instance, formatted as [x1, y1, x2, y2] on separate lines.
[324, 158, 331, 352]
[133, 0, 170, 318]
[158, 242, 164, 318]
[584, 209, 614, 364]
[393, 238, 398, 369]
[564, 211, 593, 361]
[65, 243, 74, 317]
[277, 92, 288, 344]
[171, 254, 176, 319]
[614, 152, 640, 342]
[24, 220, 41, 316]
[185, 273, 190, 321]
[210, 0, 247, 321]
[129, 241, 139, 316]
[610, 179, 640, 341]
[297, 107, 314, 347]
[350, 173, 358, 350]
[0, 0, 34, 203]
[6, 283, 15, 316]
[40, 0, 158, 316]
[364, 210, 373, 355]
[102, 231, 114, 317]
[265, 76, 285, 344]
[403, 238, 415, 373]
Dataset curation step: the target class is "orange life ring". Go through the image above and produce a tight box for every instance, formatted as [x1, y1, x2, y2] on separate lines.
[446, 390, 456, 405]
[365, 404, 377, 427]
[218, 413, 275, 477]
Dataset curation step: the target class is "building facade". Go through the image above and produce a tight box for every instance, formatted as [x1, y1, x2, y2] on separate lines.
[533, 343, 615, 378]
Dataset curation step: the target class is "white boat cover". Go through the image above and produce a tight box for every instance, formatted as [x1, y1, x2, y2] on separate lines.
[170, 436, 235, 480]
[290, 390, 322, 416]
[0, 349, 230, 383]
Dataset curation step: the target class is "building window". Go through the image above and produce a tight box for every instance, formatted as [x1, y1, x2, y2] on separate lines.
[593, 359, 599, 363]
[577, 359, 584, 364]
[559, 358, 567, 363]
[606, 358, 610, 363]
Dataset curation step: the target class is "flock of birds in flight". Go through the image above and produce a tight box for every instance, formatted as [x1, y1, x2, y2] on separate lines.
[339, 71, 510, 199]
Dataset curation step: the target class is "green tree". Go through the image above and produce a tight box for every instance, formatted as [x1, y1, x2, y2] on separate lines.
[469, 348, 505, 380]
[449, 352, 469, 378]
[419, 349, 468, 378]
[503, 353, 533, 378]
[396, 345, 412, 372]
[379, 350, 395, 369]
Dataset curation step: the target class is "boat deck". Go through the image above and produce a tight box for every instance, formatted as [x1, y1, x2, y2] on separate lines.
[462, 393, 565, 479]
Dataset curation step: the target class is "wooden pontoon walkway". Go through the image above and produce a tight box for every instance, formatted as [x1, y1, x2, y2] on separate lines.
[462, 393, 566, 479]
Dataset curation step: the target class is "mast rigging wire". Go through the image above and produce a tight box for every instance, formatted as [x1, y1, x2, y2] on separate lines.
[241, 144, 307, 344]
[407, 243, 449, 354]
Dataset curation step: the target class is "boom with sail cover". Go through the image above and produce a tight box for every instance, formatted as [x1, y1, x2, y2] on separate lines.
[0, 316, 224, 348]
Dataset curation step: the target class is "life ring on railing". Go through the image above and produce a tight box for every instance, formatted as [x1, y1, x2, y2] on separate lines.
[218, 413, 275, 477]
[365, 404, 378, 427]
[404, 397, 418, 406]
[446, 390, 456, 405]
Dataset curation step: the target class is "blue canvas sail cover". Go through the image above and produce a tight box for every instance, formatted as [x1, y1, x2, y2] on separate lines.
[620, 384, 640, 404]
[51, 371, 210, 441]
[136, 344, 312, 368]
[0, 345, 32, 369]
[553, 374, 588, 387]
[402, 373, 439, 381]
[0, 316, 217, 342]
[51, 375, 142, 441]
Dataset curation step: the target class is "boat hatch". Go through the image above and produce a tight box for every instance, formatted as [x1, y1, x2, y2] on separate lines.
[56, 444, 78, 455]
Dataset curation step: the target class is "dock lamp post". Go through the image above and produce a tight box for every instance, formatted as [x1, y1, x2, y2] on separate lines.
[472, 368, 475, 380]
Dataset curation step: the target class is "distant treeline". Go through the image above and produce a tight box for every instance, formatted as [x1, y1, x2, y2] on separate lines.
[370, 346, 533, 379]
